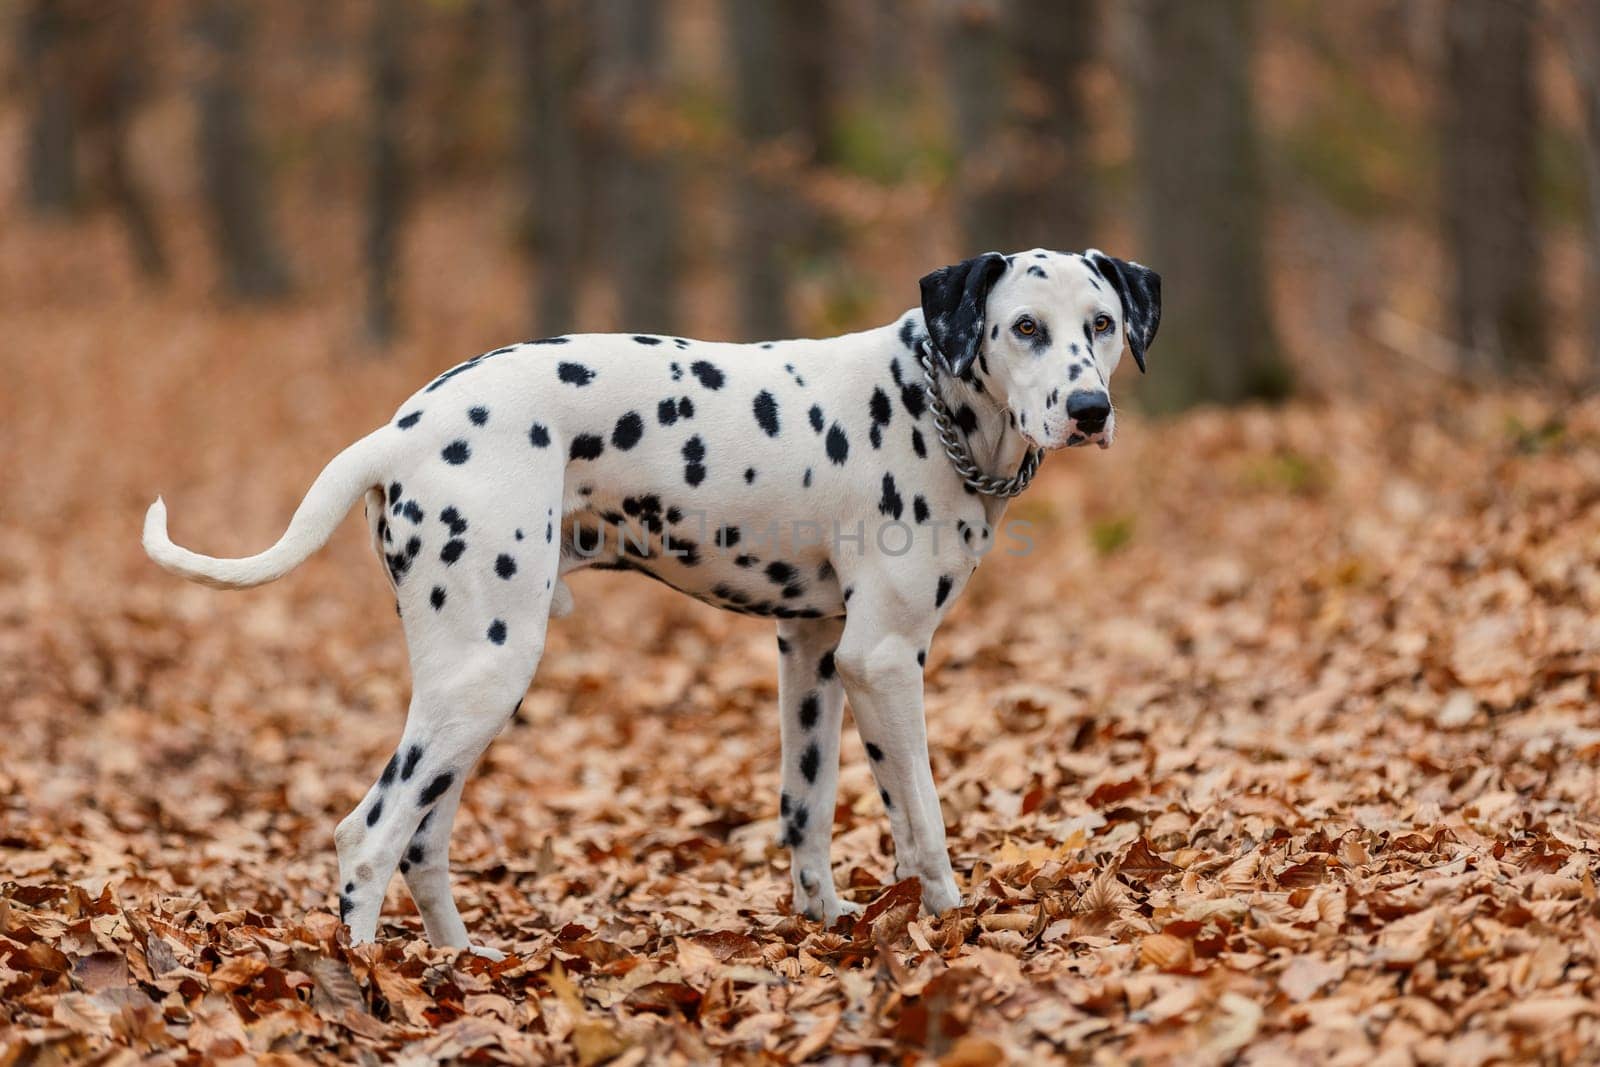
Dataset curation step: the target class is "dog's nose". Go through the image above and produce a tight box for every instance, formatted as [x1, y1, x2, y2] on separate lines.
[1067, 391, 1111, 432]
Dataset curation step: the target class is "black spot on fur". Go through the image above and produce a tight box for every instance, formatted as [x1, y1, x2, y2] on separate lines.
[487, 619, 507, 644]
[529, 422, 550, 448]
[878, 473, 903, 520]
[818, 650, 835, 680]
[365, 799, 384, 827]
[657, 398, 679, 425]
[678, 396, 695, 419]
[954, 406, 978, 434]
[495, 553, 517, 579]
[682, 436, 707, 486]
[402, 745, 421, 780]
[803, 468, 812, 488]
[715, 524, 741, 548]
[612, 411, 644, 450]
[632, 335, 661, 345]
[808, 405, 824, 433]
[865, 742, 884, 761]
[570, 434, 604, 461]
[825, 424, 849, 465]
[753, 391, 780, 436]
[440, 507, 467, 535]
[430, 586, 446, 610]
[765, 561, 796, 585]
[419, 772, 454, 806]
[389, 482, 403, 506]
[917, 649, 927, 666]
[690, 361, 725, 389]
[744, 467, 757, 484]
[440, 539, 465, 564]
[557, 361, 596, 386]
[407, 844, 424, 864]
[380, 753, 398, 787]
[913, 495, 930, 524]
[869, 388, 893, 449]
[396, 411, 422, 429]
[402, 501, 424, 524]
[911, 428, 927, 458]
[468, 406, 489, 426]
[797, 692, 821, 730]
[901, 382, 926, 419]
[800, 743, 820, 783]
[529, 336, 569, 345]
[935, 575, 954, 607]
[780, 792, 792, 816]
[880, 788, 892, 809]
[442, 440, 471, 465]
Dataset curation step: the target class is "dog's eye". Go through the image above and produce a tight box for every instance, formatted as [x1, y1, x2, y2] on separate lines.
[1093, 314, 1114, 335]
[1013, 317, 1037, 337]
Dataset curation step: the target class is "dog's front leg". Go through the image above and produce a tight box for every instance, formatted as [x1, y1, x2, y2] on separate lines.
[774, 617, 854, 923]
[832, 592, 961, 915]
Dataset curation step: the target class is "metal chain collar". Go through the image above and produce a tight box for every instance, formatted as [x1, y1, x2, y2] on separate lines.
[917, 340, 1042, 498]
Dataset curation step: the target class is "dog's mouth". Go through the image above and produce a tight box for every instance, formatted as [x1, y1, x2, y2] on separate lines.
[1033, 423, 1114, 451]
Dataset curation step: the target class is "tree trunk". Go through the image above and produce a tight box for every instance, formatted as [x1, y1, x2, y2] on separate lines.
[19, 0, 79, 215]
[365, 0, 407, 344]
[1442, 0, 1542, 376]
[726, 0, 793, 339]
[77, 5, 168, 279]
[590, 0, 677, 333]
[1129, 0, 1286, 411]
[1007, 0, 1094, 250]
[944, 0, 1011, 252]
[192, 0, 292, 301]
[513, 0, 592, 337]
[1571, 0, 1600, 385]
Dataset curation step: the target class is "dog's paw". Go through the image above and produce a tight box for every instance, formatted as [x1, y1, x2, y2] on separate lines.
[467, 943, 506, 962]
[829, 899, 865, 922]
[921, 876, 962, 916]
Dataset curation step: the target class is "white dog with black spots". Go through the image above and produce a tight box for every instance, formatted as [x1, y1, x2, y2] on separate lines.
[144, 248, 1160, 956]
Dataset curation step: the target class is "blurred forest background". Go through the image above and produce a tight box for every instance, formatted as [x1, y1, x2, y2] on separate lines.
[12, 0, 1600, 410]
[10, 4, 1600, 1062]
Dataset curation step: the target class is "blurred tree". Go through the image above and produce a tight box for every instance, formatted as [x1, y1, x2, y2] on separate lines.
[944, 0, 1094, 253]
[513, 0, 594, 337]
[592, 0, 678, 333]
[365, 0, 408, 344]
[1563, 0, 1600, 382]
[192, 0, 293, 301]
[1442, 0, 1543, 375]
[1129, 0, 1286, 410]
[18, 0, 79, 215]
[726, 0, 806, 337]
[944, 0, 1010, 250]
[1009, 0, 1094, 249]
[74, 5, 169, 280]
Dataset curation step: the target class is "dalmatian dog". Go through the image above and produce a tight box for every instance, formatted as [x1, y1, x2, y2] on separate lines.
[143, 248, 1159, 955]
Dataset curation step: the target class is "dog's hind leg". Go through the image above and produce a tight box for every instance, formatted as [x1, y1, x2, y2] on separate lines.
[337, 478, 561, 951]
[774, 616, 851, 922]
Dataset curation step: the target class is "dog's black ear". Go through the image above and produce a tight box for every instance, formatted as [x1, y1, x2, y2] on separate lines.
[1086, 250, 1161, 373]
[919, 252, 1008, 378]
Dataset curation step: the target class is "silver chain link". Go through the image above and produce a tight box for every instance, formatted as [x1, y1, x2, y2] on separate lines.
[917, 341, 1042, 498]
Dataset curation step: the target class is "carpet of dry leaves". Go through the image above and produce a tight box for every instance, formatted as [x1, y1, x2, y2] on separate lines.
[6, 214, 1600, 1066]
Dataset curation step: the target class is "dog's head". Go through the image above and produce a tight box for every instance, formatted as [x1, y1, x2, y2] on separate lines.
[920, 249, 1160, 450]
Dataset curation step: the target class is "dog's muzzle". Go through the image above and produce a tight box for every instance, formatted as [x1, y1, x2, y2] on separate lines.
[1065, 390, 1113, 449]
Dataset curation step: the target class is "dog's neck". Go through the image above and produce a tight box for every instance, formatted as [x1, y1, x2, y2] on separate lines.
[900, 311, 1033, 518]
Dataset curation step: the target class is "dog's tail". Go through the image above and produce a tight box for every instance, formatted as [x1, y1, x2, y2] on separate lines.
[143, 427, 392, 589]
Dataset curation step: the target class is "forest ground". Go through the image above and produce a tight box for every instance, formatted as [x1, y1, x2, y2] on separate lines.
[4, 195, 1600, 1065]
